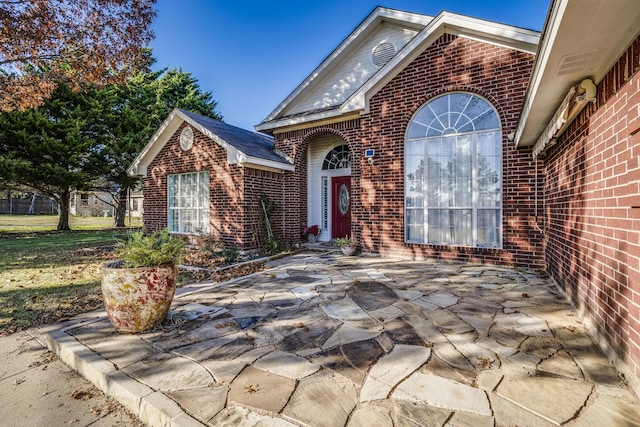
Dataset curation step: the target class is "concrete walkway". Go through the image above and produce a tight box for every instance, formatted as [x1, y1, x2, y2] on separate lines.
[0, 331, 142, 426]
[38, 251, 640, 426]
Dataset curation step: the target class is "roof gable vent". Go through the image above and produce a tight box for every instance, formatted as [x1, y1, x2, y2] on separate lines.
[372, 41, 396, 68]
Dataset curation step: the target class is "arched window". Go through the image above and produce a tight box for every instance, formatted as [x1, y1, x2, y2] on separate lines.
[405, 93, 502, 248]
[322, 144, 351, 170]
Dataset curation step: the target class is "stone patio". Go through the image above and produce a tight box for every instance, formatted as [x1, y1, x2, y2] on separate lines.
[42, 251, 640, 426]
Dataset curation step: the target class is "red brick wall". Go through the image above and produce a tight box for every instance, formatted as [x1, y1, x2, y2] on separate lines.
[543, 34, 640, 378]
[273, 121, 362, 244]
[241, 168, 287, 249]
[143, 123, 245, 248]
[274, 34, 543, 267]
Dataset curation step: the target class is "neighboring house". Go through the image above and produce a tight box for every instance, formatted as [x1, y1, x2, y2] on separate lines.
[127, 188, 144, 218]
[130, 1, 640, 390]
[70, 191, 114, 217]
[128, 109, 294, 249]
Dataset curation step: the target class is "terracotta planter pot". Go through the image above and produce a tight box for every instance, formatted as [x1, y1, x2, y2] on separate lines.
[101, 262, 178, 333]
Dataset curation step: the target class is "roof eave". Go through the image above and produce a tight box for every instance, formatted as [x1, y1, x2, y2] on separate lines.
[240, 157, 295, 173]
[128, 109, 290, 177]
[343, 11, 540, 115]
[258, 7, 433, 126]
[127, 108, 183, 177]
[514, 0, 640, 149]
[255, 108, 349, 134]
[513, 0, 566, 148]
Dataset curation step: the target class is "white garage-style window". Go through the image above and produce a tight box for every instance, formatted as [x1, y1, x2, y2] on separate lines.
[405, 93, 502, 248]
[168, 171, 210, 234]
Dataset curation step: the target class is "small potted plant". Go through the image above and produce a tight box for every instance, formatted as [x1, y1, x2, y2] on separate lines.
[334, 235, 356, 256]
[302, 225, 321, 243]
[101, 229, 185, 333]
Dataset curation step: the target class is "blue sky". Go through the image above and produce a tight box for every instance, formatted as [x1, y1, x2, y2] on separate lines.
[149, 1, 550, 131]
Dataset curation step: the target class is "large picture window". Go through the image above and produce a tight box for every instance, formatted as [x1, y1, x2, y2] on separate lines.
[405, 93, 502, 248]
[168, 171, 210, 234]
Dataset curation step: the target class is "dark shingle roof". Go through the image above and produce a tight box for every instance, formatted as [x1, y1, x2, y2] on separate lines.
[179, 109, 291, 165]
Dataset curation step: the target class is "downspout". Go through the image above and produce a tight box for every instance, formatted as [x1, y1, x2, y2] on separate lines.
[532, 78, 597, 235]
[534, 159, 544, 234]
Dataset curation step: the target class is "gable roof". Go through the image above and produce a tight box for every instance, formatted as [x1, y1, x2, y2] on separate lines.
[128, 109, 294, 177]
[515, 0, 640, 151]
[256, 7, 539, 134]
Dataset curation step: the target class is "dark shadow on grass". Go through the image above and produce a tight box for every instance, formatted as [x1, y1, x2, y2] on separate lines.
[0, 282, 103, 335]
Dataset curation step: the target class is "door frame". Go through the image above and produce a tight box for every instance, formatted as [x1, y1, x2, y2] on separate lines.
[331, 175, 352, 239]
[307, 137, 352, 242]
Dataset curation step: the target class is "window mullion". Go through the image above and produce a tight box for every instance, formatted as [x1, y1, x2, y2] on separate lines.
[423, 141, 429, 243]
[471, 134, 478, 246]
[405, 92, 501, 248]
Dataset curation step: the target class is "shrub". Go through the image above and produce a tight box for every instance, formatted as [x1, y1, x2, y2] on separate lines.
[333, 236, 355, 248]
[116, 229, 185, 268]
[221, 246, 239, 263]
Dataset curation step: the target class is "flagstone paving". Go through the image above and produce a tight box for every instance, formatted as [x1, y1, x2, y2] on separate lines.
[42, 251, 640, 427]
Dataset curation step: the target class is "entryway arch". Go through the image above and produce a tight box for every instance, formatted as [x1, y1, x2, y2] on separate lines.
[307, 132, 351, 241]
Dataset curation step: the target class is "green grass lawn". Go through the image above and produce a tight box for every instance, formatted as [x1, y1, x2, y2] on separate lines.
[0, 219, 141, 334]
[0, 214, 142, 232]
[0, 215, 261, 334]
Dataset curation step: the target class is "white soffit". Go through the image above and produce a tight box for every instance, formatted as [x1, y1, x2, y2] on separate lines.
[127, 109, 182, 177]
[515, 0, 640, 148]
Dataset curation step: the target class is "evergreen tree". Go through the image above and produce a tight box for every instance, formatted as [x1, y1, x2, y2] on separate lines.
[0, 83, 106, 230]
[99, 62, 222, 227]
[0, 54, 221, 229]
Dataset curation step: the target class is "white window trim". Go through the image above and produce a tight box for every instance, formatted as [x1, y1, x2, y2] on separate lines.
[404, 92, 503, 249]
[167, 171, 210, 235]
[319, 144, 351, 235]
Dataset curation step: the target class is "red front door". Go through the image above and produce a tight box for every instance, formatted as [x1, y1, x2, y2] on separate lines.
[331, 176, 351, 239]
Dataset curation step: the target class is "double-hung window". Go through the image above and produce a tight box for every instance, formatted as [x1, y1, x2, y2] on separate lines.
[168, 171, 210, 234]
[405, 93, 502, 248]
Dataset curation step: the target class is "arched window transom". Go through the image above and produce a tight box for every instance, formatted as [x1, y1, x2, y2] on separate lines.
[405, 93, 502, 248]
[322, 144, 351, 170]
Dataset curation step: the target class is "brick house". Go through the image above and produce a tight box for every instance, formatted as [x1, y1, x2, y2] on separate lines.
[128, 109, 293, 249]
[130, 1, 640, 390]
[257, 8, 542, 268]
